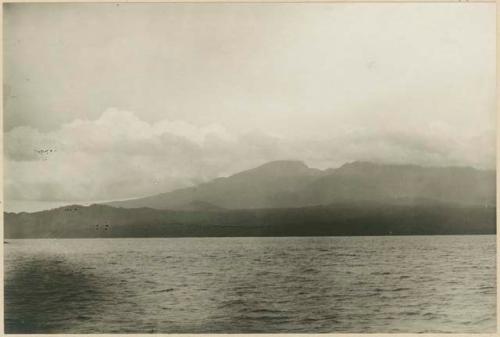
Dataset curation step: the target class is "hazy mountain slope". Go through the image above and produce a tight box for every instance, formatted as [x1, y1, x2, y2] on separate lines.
[105, 161, 495, 210]
[8, 160, 494, 238]
[5, 202, 495, 239]
[106, 160, 323, 210]
[300, 162, 495, 207]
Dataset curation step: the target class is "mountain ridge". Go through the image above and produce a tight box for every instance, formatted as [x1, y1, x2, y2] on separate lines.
[104, 160, 495, 210]
[6, 159, 496, 238]
[4, 201, 495, 238]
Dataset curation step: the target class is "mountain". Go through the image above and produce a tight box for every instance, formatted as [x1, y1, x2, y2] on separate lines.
[106, 160, 323, 210]
[298, 161, 496, 207]
[105, 161, 495, 210]
[4, 202, 495, 239]
[6, 160, 495, 238]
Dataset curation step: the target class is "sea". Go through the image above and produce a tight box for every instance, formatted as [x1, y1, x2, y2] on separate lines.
[4, 235, 496, 333]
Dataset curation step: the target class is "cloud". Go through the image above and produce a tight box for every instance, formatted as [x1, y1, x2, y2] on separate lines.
[5, 108, 495, 202]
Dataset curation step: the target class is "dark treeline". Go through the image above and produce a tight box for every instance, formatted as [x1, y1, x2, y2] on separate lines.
[5, 202, 495, 238]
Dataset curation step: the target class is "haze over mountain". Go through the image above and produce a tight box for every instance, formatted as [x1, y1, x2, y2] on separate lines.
[6, 160, 495, 238]
[105, 160, 322, 210]
[106, 160, 495, 210]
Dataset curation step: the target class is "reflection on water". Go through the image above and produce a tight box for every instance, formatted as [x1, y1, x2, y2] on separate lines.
[4, 236, 497, 333]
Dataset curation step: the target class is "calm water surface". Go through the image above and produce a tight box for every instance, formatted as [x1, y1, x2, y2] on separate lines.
[4, 236, 496, 333]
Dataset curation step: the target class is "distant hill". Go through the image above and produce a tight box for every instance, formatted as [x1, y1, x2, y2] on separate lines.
[106, 160, 323, 210]
[4, 202, 495, 239]
[6, 160, 495, 238]
[299, 161, 496, 207]
[105, 161, 495, 210]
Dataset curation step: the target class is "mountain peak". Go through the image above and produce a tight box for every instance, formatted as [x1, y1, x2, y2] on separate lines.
[104, 160, 494, 211]
[340, 161, 383, 168]
[257, 160, 309, 170]
[232, 160, 318, 178]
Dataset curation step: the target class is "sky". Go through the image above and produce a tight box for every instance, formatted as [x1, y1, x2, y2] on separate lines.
[3, 3, 496, 212]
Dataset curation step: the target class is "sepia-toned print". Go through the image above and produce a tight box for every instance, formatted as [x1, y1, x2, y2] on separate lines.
[3, 2, 496, 333]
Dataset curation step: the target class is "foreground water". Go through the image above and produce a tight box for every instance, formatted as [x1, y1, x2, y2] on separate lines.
[4, 235, 496, 333]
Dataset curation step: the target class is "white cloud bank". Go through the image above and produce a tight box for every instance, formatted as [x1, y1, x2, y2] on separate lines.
[5, 108, 495, 203]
